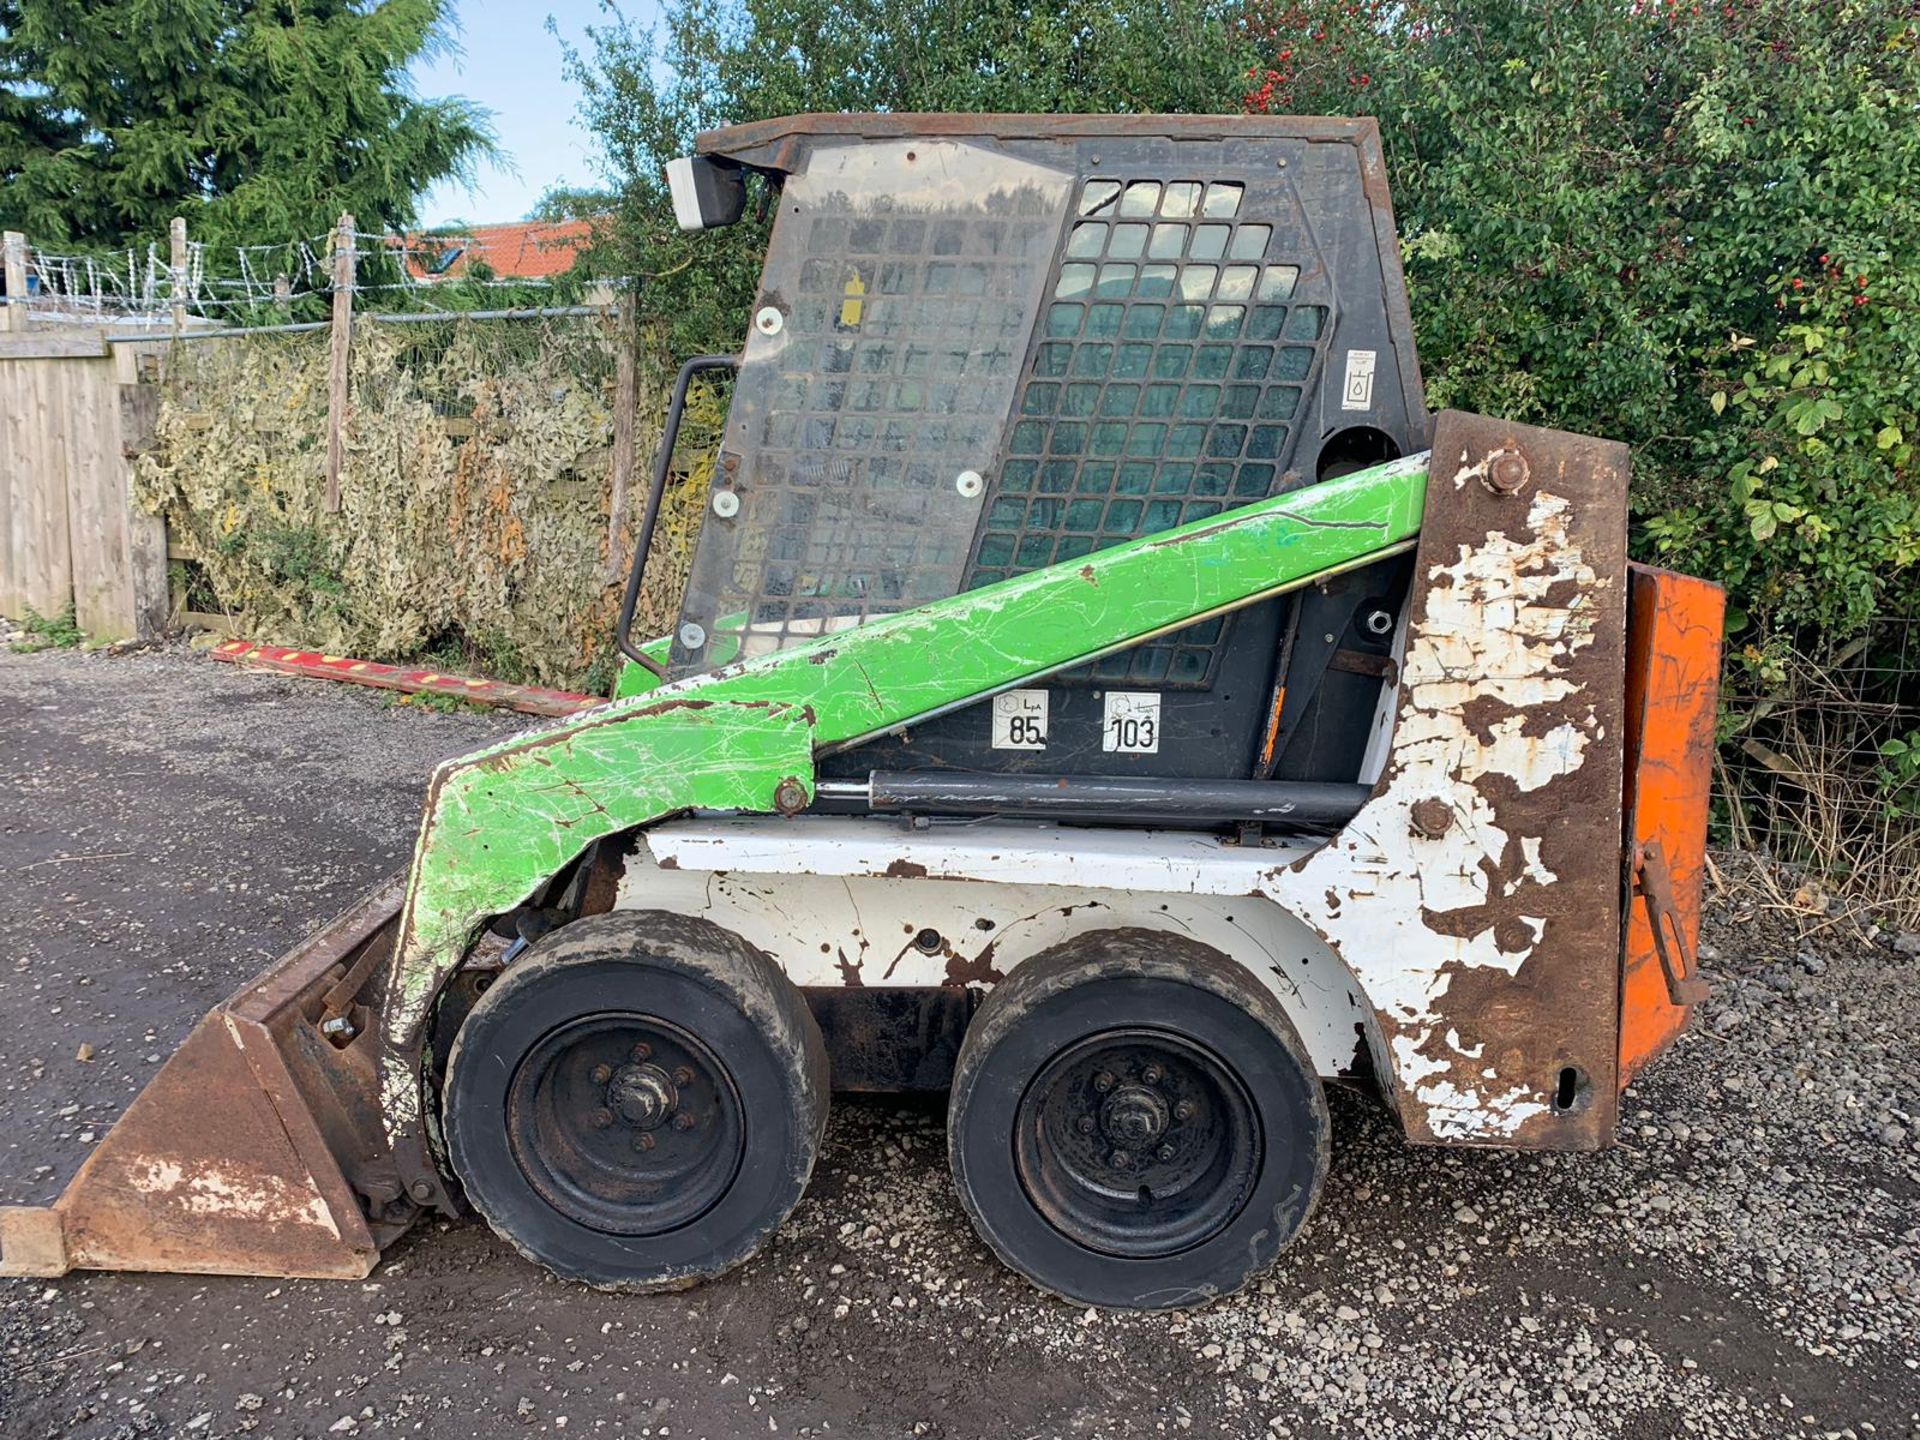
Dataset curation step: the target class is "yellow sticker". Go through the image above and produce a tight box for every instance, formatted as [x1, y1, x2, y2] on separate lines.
[838, 270, 867, 330]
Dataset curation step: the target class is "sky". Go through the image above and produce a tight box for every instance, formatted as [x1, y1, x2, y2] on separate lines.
[411, 0, 661, 228]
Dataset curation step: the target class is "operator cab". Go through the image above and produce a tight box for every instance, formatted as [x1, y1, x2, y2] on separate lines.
[636, 114, 1431, 827]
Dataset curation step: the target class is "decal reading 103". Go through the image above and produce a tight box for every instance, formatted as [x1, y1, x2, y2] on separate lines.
[1102, 692, 1162, 754]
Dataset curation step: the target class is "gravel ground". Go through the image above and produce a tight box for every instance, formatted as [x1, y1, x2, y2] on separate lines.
[1, 641, 1916, 1440]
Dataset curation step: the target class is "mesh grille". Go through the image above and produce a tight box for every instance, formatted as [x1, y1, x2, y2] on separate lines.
[682, 184, 1061, 668]
[965, 177, 1332, 687]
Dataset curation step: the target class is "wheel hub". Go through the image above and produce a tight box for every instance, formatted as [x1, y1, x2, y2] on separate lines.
[1100, 1085, 1169, 1146]
[505, 1013, 742, 1236]
[608, 1062, 678, 1129]
[1014, 1027, 1259, 1258]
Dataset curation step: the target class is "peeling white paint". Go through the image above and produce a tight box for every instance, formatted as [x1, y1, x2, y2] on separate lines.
[623, 822, 1376, 1081]
[1266, 486, 1607, 1141]
[129, 1159, 340, 1235]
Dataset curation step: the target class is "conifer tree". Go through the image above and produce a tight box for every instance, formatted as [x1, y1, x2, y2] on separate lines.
[0, 0, 492, 248]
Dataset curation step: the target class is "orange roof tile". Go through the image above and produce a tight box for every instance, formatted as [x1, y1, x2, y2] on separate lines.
[397, 216, 599, 282]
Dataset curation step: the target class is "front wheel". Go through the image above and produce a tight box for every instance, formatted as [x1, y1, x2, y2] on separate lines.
[444, 911, 828, 1291]
[947, 929, 1328, 1309]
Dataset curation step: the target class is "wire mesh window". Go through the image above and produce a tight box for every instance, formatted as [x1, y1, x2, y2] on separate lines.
[964, 177, 1332, 688]
[699, 201, 1056, 660]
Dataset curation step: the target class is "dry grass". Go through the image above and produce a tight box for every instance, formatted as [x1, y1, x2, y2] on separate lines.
[1715, 623, 1920, 939]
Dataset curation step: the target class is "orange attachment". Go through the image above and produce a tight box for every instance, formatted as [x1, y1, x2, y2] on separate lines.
[1618, 564, 1726, 1085]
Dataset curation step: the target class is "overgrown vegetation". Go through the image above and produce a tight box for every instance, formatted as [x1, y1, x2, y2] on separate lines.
[136, 318, 635, 690]
[1242, 0, 1919, 666]
[9, 601, 83, 652]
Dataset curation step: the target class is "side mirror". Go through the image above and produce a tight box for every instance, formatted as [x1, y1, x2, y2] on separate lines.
[665, 155, 747, 232]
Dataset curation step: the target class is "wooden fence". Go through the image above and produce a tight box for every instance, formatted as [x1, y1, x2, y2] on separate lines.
[0, 315, 170, 643]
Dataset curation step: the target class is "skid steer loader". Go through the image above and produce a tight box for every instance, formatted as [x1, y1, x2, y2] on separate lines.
[1, 113, 1725, 1309]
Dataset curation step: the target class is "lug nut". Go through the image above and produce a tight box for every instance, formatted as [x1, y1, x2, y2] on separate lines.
[634, 1131, 656, 1152]
[591, 1063, 613, 1085]
[1173, 1100, 1196, 1122]
[631, 1043, 652, 1062]
[1093, 1071, 1116, 1094]
[672, 1112, 696, 1132]
[673, 1066, 696, 1086]
[1077, 1116, 1096, 1135]
[591, 1107, 613, 1129]
[1141, 1063, 1164, 1085]
[1109, 1149, 1131, 1169]
[1157, 1143, 1177, 1162]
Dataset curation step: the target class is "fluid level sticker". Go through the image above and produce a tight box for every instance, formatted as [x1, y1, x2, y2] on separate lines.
[1102, 692, 1161, 754]
[1342, 348, 1378, 411]
[991, 689, 1049, 750]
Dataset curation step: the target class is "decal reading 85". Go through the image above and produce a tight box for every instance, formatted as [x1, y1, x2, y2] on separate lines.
[991, 690, 1050, 750]
[1102, 692, 1162, 754]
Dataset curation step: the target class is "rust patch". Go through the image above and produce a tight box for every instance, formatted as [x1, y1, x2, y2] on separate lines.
[883, 858, 931, 879]
[944, 941, 1005, 988]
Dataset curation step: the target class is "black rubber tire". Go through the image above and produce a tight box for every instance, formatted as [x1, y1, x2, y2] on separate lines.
[948, 929, 1328, 1310]
[444, 911, 829, 1291]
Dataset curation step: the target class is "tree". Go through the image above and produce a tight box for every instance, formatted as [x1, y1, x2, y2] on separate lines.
[561, 0, 1259, 362]
[527, 184, 617, 223]
[1243, 0, 1920, 653]
[0, 0, 493, 251]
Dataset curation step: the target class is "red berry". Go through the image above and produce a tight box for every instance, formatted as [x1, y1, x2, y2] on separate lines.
[1792, 277, 1804, 289]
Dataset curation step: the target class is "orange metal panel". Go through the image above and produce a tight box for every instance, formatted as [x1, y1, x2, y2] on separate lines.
[1619, 565, 1726, 1084]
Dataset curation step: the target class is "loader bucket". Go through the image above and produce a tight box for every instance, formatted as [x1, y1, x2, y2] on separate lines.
[0, 877, 414, 1280]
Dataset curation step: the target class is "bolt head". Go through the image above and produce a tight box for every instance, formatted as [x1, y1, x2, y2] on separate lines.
[591, 1063, 614, 1085]
[634, 1131, 656, 1152]
[1485, 448, 1531, 494]
[1109, 1149, 1131, 1169]
[1410, 796, 1453, 839]
[1140, 1063, 1164, 1085]
[1173, 1100, 1196, 1122]
[1156, 1143, 1177, 1163]
[672, 1111, 697, 1132]
[1076, 1116, 1096, 1135]
[631, 1043, 651, 1062]
[592, 1107, 613, 1129]
[1093, 1071, 1116, 1094]
[772, 777, 809, 815]
[673, 1065, 696, 1087]
[409, 1180, 434, 1202]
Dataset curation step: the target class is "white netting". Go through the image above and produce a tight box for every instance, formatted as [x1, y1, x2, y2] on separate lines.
[6, 219, 591, 324]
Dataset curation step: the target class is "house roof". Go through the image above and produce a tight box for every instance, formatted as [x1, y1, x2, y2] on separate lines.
[397, 216, 599, 282]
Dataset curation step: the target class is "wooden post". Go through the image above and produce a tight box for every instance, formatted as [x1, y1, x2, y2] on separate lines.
[116, 342, 172, 639]
[3, 231, 27, 333]
[168, 217, 188, 334]
[604, 301, 637, 584]
[326, 212, 355, 512]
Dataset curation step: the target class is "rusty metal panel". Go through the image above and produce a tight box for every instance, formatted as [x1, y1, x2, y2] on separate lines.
[1269, 410, 1631, 1148]
[1619, 564, 1725, 1083]
[0, 878, 409, 1280]
[695, 112, 1390, 165]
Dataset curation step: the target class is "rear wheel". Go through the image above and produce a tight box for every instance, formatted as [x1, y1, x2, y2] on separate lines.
[948, 929, 1328, 1309]
[444, 912, 828, 1290]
